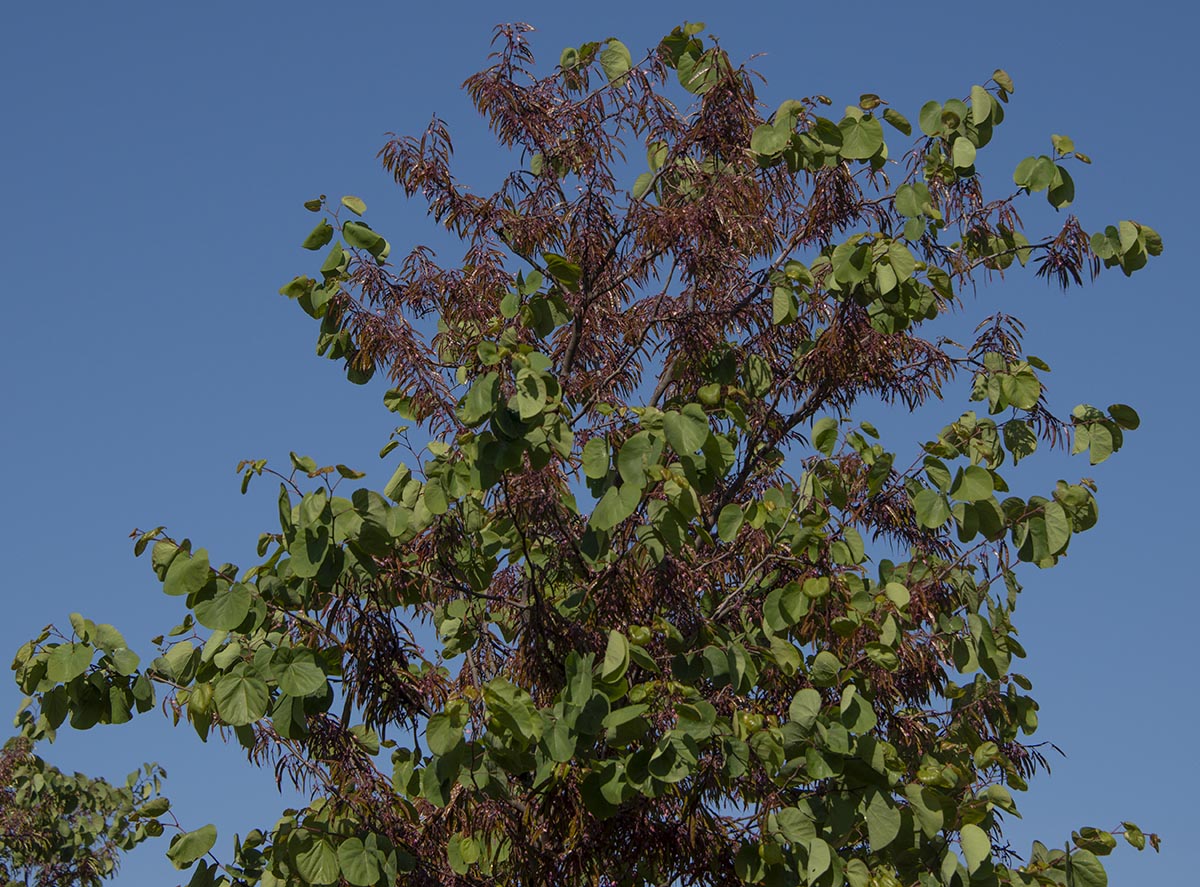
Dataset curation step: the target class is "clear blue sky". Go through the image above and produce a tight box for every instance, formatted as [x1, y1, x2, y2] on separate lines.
[1, 2, 1193, 884]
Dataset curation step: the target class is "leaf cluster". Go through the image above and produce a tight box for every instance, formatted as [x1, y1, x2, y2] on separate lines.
[0, 735, 168, 887]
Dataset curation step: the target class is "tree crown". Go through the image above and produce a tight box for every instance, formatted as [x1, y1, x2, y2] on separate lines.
[11, 22, 1160, 887]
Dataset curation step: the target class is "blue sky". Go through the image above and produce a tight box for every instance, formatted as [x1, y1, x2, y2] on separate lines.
[1, 2, 1193, 884]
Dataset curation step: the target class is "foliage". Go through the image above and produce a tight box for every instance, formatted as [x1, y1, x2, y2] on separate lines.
[12, 22, 1162, 887]
[0, 734, 167, 886]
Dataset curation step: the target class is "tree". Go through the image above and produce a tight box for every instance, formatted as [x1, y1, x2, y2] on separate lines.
[10, 20, 1161, 887]
[0, 733, 167, 886]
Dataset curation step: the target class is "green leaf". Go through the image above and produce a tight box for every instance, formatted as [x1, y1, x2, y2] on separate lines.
[167, 824, 217, 869]
[337, 838, 381, 886]
[272, 648, 327, 697]
[47, 642, 93, 682]
[600, 39, 632, 83]
[839, 686, 876, 733]
[112, 648, 141, 675]
[895, 183, 929, 218]
[1051, 133, 1075, 155]
[288, 526, 329, 577]
[904, 784, 946, 837]
[676, 701, 717, 741]
[717, 504, 744, 543]
[970, 85, 992, 125]
[382, 388, 415, 417]
[163, 548, 211, 597]
[600, 631, 630, 683]
[913, 489, 950, 529]
[1121, 822, 1146, 850]
[772, 285, 796, 324]
[809, 651, 842, 686]
[676, 46, 723, 95]
[382, 463, 410, 502]
[279, 276, 314, 299]
[1016, 156, 1037, 188]
[484, 678, 542, 747]
[865, 791, 901, 850]
[751, 124, 789, 156]
[617, 431, 657, 486]
[295, 837, 340, 885]
[1043, 501, 1070, 554]
[544, 718, 576, 762]
[137, 796, 171, 818]
[942, 99, 967, 130]
[160, 640, 196, 682]
[1003, 368, 1041, 410]
[1074, 827, 1117, 856]
[736, 356, 769, 400]
[1048, 165, 1075, 208]
[1004, 420, 1038, 465]
[423, 481, 449, 516]
[845, 859, 870, 887]
[302, 221, 333, 250]
[544, 253, 582, 289]
[832, 239, 872, 285]
[812, 417, 838, 456]
[589, 483, 641, 531]
[515, 367, 547, 420]
[602, 704, 649, 746]
[788, 688, 822, 729]
[664, 404, 709, 455]
[1108, 403, 1140, 430]
[885, 582, 910, 608]
[882, 107, 911, 135]
[803, 577, 831, 600]
[839, 115, 884, 160]
[1070, 849, 1108, 887]
[764, 582, 806, 631]
[773, 808, 816, 846]
[1029, 156, 1058, 192]
[519, 270, 544, 295]
[952, 137, 977, 170]
[319, 241, 345, 276]
[887, 242, 916, 280]
[951, 465, 993, 502]
[993, 68, 1015, 92]
[214, 671, 270, 726]
[1089, 423, 1115, 464]
[924, 457, 952, 492]
[582, 436, 610, 480]
[918, 100, 943, 136]
[960, 823, 991, 874]
[193, 584, 252, 631]
[426, 712, 463, 755]
[343, 220, 384, 252]
[340, 195, 366, 215]
[806, 838, 832, 882]
[865, 642, 899, 670]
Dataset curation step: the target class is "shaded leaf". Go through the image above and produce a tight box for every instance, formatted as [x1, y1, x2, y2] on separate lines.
[961, 823, 991, 874]
[167, 824, 217, 869]
[214, 671, 269, 726]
